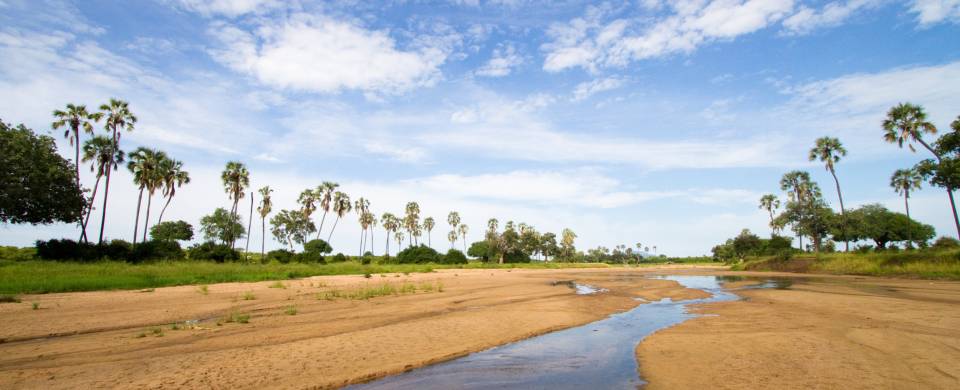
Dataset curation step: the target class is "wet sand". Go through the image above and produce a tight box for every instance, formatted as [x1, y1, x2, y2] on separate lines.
[637, 271, 960, 389]
[0, 267, 707, 389]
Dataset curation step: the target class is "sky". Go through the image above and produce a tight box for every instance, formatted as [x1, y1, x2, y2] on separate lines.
[1, 0, 959, 256]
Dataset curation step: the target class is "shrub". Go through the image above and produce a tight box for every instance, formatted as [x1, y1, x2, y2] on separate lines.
[35, 239, 132, 261]
[443, 249, 468, 264]
[101, 240, 132, 260]
[932, 236, 960, 250]
[266, 249, 296, 264]
[188, 241, 239, 262]
[330, 253, 348, 263]
[397, 245, 441, 264]
[150, 220, 194, 242]
[0, 246, 36, 261]
[131, 240, 184, 262]
[303, 239, 333, 255]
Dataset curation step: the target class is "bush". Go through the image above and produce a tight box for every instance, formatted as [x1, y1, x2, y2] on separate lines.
[932, 236, 960, 250]
[0, 246, 35, 261]
[150, 220, 194, 242]
[266, 249, 296, 264]
[330, 253, 348, 263]
[360, 252, 374, 265]
[35, 239, 133, 261]
[442, 249, 468, 264]
[188, 241, 239, 262]
[131, 240, 184, 262]
[397, 245, 441, 264]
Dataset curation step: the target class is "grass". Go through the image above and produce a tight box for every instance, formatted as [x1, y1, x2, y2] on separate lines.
[736, 249, 960, 280]
[31, 302, 39, 310]
[284, 305, 297, 315]
[315, 280, 444, 301]
[0, 294, 20, 303]
[242, 291, 256, 300]
[197, 285, 209, 295]
[0, 260, 610, 295]
[268, 281, 287, 289]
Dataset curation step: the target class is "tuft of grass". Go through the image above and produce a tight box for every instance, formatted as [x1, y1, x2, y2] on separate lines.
[284, 305, 298, 315]
[363, 273, 372, 279]
[418, 282, 434, 292]
[242, 291, 256, 300]
[197, 285, 209, 295]
[223, 311, 250, 324]
[136, 332, 147, 338]
[268, 281, 286, 289]
[31, 302, 39, 310]
[317, 289, 342, 300]
[148, 327, 163, 337]
[0, 294, 20, 303]
[437, 281, 444, 292]
[400, 282, 417, 294]
[170, 322, 181, 330]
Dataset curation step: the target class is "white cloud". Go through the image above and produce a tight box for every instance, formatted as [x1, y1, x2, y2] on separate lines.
[474, 44, 523, 77]
[782, 0, 883, 35]
[174, 0, 281, 17]
[542, 0, 796, 72]
[572, 77, 624, 101]
[208, 14, 451, 94]
[910, 0, 960, 26]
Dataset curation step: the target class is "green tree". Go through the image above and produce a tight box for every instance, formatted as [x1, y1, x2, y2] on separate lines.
[156, 158, 189, 224]
[423, 216, 435, 247]
[0, 120, 84, 224]
[381, 212, 399, 256]
[316, 181, 339, 238]
[758, 194, 780, 234]
[354, 197, 370, 255]
[560, 228, 577, 261]
[221, 161, 249, 248]
[890, 168, 923, 220]
[809, 136, 848, 251]
[270, 209, 317, 250]
[540, 232, 559, 261]
[257, 186, 273, 258]
[327, 191, 352, 242]
[404, 202, 421, 246]
[127, 147, 168, 245]
[458, 223, 469, 253]
[883, 103, 959, 239]
[79, 135, 124, 241]
[200, 207, 245, 245]
[842, 204, 935, 248]
[51, 103, 102, 241]
[468, 240, 492, 261]
[150, 220, 194, 242]
[97, 98, 137, 244]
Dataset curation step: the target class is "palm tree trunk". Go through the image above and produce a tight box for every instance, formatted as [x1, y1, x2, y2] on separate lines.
[316, 211, 328, 239]
[830, 168, 849, 252]
[132, 188, 143, 246]
[158, 194, 174, 224]
[80, 175, 102, 243]
[428, 231, 431, 247]
[245, 193, 253, 261]
[142, 191, 153, 243]
[359, 228, 364, 256]
[385, 231, 390, 256]
[462, 236, 467, 253]
[99, 163, 113, 245]
[328, 216, 340, 243]
[261, 216, 266, 259]
[370, 226, 375, 256]
[947, 188, 960, 240]
[73, 128, 85, 242]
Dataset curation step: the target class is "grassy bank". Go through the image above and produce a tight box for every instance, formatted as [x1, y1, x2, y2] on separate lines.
[734, 250, 960, 280]
[0, 260, 610, 295]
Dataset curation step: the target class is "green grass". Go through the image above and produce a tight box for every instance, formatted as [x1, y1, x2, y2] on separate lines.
[737, 249, 960, 280]
[284, 305, 297, 315]
[242, 291, 256, 300]
[0, 260, 610, 295]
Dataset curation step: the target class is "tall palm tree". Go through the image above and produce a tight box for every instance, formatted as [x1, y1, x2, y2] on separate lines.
[758, 194, 780, 230]
[366, 212, 377, 256]
[257, 186, 273, 259]
[810, 136, 849, 250]
[298, 188, 318, 220]
[381, 212, 397, 256]
[890, 168, 923, 220]
[156, 159, 189, 224]
[395, 231, 405, 253]
[327, 191, 352, 242]
[52, 104, 102, 242]
[423, 217, 435, 247]
[458, 223, 469, 253]
[80, 136, 124, 242]
[404, 202, 420, 246]
[354, 197, 370, 255]
[316, 181, 339, 238]
[97, 98, 136, 244]
[447, 230, 458, 250]
[127, 148, 167, 244]
[780, 170, 812, 250]
[221, 161, 249, 248]
[883, 102, 960, 239]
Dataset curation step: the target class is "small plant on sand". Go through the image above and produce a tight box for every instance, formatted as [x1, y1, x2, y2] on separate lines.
[268, 281, 286, 289]
[140, 288, 155, 293]
[418, 282, 434, 292]
[149, 327, 164, 337]
[198, 285, 209, 295]
[0, 295, 21, 303]
[224, 311, 250, 324]
[317, 290, 342, 300]
[284, 305, 298, 315]
[437, 281, 445, 292]
[242, 291, 256, 300]
[400, 282, 417, 294]
[31, 302, 39, 310]
[363, 273, 372, 279]
[170, 322, 181, 330]
[136, 332, 147, 338]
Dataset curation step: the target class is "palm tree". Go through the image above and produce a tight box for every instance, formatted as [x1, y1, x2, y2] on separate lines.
[327, 191, 352, 242]
[458, 223, 469, 253]
[447, 230, 458, 250]
[298, 188, 318, 220]
[156, 159, 189, 223]
[404, 202, 420, 246]
[780, 171, 812, 250]
[97, 98, 136, 244]
[221, 161, 249, 248]
[354, 197, 370, 255]
[257, 186, 273, 259]
[80, 136, 124, 242]
[890, 169, 923, 220]
[127, 148, 167, 244]
[423, 217, 435, 247]
[366, 212, 377, 256]
[758, 194, 780, 231]
[883, 102, 960, 239]
[52, 104, 102, 242]
[381, 212, 397, 255]
[316, 181, 339, 238]
[810, 136, 849, 250]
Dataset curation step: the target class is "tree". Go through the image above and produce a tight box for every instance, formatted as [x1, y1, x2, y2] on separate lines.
[127, 147, 167, 245]
[914, 116, 960, 239]
[758, 194, 780, 234]
[79, 135, 124, 241]
[257, 186, 273, 258]
[404, 202, 421, 246]
[447, 230, 458, 251]
[890, 168, 922, 220]
[458, 223, 469, 253]
[779, 171, 818, 250]
[540, 232, 559, 261]
[732, 229, 762, 259]
[156, 158, 189, 223]
[809, 136, 848, 251]
[200, 208, 244, 245]
[316, 181, 338, 238]
[327, 191, 352, 242]
[221, 161, 249, 248]
[883, 103, 959, 239]
[842, 204, 935, 248]
[354, 197, 370, 255]
[51, 103, 101, 240]
[468, 240, 492, 261]
[97, 98, 137, 244]
[560, 228, 577, 261]
[381, 212, 398, 256]
[150, 220, 194, 242]
[0, 120, 85, 224]
[423, 216, 435, 247]
[270, 209, 316, 250]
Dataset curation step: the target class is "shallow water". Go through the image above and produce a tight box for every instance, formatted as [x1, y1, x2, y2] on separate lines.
[349, 275, 762, 389]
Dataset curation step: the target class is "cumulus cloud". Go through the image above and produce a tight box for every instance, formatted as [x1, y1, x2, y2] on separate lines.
[208, 14, 452, 94]
[542, 0, 795, 72]
[910, 0, 960, 26]
[474, 44, 523, 77]
[173, 0, 281, 17]
[571, 77, 625, 101]
[782, 0, 883, 35]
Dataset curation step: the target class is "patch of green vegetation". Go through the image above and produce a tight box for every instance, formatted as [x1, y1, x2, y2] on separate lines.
[284, 305, 297, 315]
[242, 291, 256, 300]
[0, 294, 20, 303]
[739, 249, 960, 280]
[223, 311, 250, 324]
[197, 284, 209, 295]
[31, 302, 39, 310]
[268, 281, 286, 289]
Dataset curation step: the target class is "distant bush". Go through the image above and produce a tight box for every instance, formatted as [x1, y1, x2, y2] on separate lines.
[331, 253, 348, 263]
[187, 241, 239, 262]
[442, 249, 468, 264]
[932, 237, 960, 250]
[0, 246, 35, 261]
[36, 239, 96, 261]
[397, 245, 441, 264]
[266, 249, 295, 264]
[131, 240, 184, 262]
[33, 239, 186, 262]
[300, 239, 332, 263]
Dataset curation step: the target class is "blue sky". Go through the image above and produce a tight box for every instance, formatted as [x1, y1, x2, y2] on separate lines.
[1, 0, 959, 256]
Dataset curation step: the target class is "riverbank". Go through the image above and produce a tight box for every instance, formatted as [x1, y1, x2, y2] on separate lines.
[0, 267, 710, 389]
[734, 249, 960, 280]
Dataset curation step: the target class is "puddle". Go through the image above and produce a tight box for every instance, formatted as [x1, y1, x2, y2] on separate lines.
[550, 280, 609, 295]
[349, 275, 772, 389]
